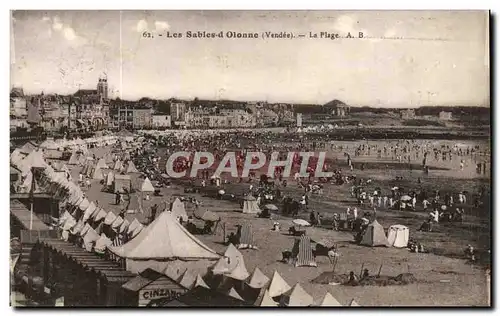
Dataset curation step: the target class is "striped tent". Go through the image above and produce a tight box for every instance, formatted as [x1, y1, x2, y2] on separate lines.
[291, 236, 317, 267]
[236, 223, 257, 250]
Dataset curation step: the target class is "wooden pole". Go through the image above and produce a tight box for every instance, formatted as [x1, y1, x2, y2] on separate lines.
[359, 263, 364, 278]
[377, 263, 383, 277]
[222, 222, 226, 244]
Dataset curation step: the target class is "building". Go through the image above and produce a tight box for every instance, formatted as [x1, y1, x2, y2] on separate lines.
[114, 108, 153, 129]
[171, 102, 187, 123]
[323, 100, 350, 118]
[296, 113, 303, 127]
[400, 109, 416, 120]
[439, 111, 453, 121]
[97, 77, 109, 100]
[10, 88, 27, 118]
[185, 108, 256, 129]
[152, 114, 171, 128]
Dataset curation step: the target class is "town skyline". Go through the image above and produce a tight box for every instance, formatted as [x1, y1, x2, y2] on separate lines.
[11, 10, 489, 107]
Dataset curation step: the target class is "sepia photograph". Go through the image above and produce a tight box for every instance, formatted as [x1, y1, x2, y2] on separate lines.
[9, 10, 491, 307]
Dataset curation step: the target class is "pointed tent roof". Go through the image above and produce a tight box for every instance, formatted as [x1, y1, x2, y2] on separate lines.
[227, 287, 245, 301]
[178, 269, 197, 290]
[96, 158, 109, 169]
[126, 161, 139, 173]
[319, 292, 342, 306]
[256, 290, 278, 307]
[95, 233, 112, 253]
[104, 211, 118, 225]
[19, 150, 47, 176]
[225, 257, 250, 281]
[282, 283, 313, 307]
[68, 150, 79, 165]
[349, 299, 360, 306]
[267, 271, 291, 298]
[360, 219, 389, 247]
[108, 211, 220, 260]
[140, 177, 155, 193]
[194, 275, 210, 289]
[111, 216, 124, 230]
[113, 160, 123, 171]
[247, 267, 270, 289]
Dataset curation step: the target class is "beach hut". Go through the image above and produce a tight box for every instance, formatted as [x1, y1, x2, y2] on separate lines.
[92, 166, 104, 181]
[387, 225, 410, 248]
[114, 174, 132, 193]
[242, 195, 260, 214]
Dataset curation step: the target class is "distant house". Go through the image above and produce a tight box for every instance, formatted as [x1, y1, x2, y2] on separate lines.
[323, 100, 350, 117]
[439, 111, 453, 121]
[152, 115, 172, 128]
[400, 109, 416, 120]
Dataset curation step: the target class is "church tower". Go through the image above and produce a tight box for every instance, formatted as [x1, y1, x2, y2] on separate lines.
[97, 74, 109, 100]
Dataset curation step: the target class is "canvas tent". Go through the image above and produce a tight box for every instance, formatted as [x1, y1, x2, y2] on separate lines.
[387, 225, 409, 248]
[108, 211, 219, 273]
[246, 267, 269, 289]
[140, 177, 155, 193]
[126, 161, 139, 173]
[92, 166, 104, 181]
[96, 158, 108, 169]
[359, 220, 389, 247]
[291, 236, 317, 267]
[242, 195, 260, 214]
[267, 271, 291, 298]
[280, 283, 313, 307]
[255, 290, 278, 307]
[349, 299, 361, 306]
[319, 292, 342, 306]
[170, 198, 188, 222]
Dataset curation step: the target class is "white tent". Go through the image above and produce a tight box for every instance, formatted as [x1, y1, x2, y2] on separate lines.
[96, 158, 109, 169]
[319, 292, 342, 306]
[108, 211, 220, 260]
[170, 198, 188, 222]
[140, 177, 155, 193]
[126, 161, 139, 173]
[267, 271, 291, 298]
[387, 225, 410, 248]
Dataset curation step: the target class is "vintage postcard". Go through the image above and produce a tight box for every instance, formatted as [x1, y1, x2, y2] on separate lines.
[9, 10, 490, 307]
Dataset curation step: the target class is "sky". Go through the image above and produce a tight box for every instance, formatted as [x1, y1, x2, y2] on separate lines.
[10, 10, 489, 107]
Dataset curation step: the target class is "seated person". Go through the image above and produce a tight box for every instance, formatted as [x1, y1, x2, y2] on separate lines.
[417, 219, 433, 232]
[258, 209, 271, 218]
[227, 232, 239, 245]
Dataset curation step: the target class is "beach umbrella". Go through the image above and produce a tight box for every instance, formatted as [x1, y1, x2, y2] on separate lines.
[400, 195, 412, 202]
[264, 204, 278, 211]
[292, 219, 311, 227]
